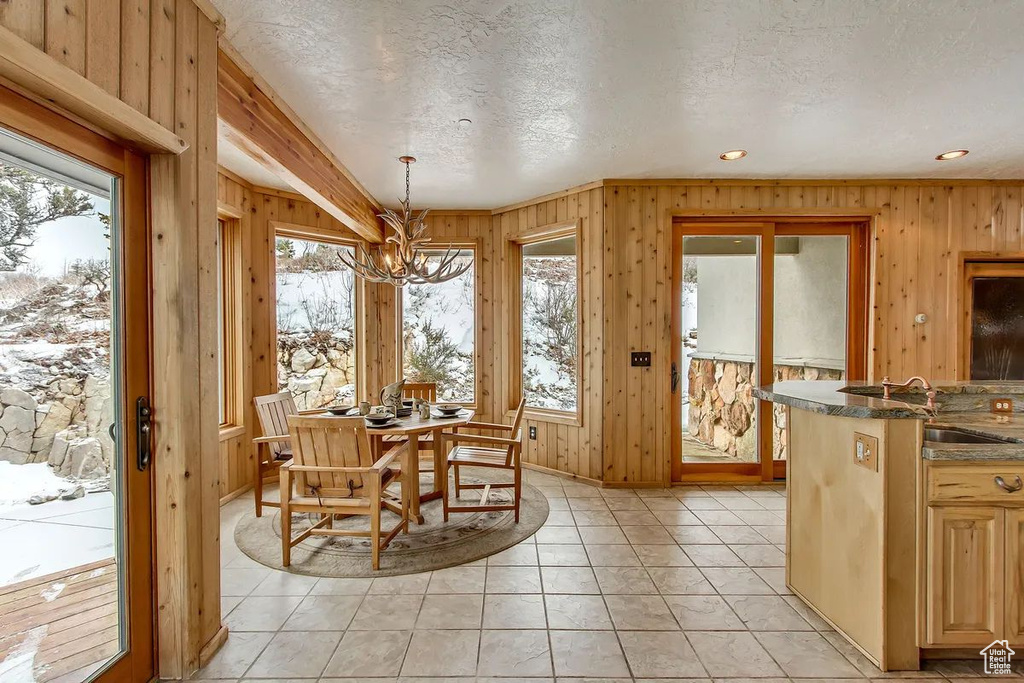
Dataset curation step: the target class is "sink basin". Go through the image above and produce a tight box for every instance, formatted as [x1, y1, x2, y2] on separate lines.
[923, 426, 1008, 444]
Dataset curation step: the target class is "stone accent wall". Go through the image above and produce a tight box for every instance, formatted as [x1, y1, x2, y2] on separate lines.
[277, 331, 356, 410]
[687, 357, 843, 460]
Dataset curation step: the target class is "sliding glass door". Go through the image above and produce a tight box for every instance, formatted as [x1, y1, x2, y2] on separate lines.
[672, 220, 868, 482]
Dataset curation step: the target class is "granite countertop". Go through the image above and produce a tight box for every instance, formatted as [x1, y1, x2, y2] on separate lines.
[754, 381, 1024, 461]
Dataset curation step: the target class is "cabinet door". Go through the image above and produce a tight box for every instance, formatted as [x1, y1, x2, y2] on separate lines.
[1007, 508, 1024, 644]
[926, 506, 1004, 646]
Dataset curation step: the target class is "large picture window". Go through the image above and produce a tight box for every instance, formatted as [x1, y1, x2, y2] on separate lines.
[521, 233, 579, 413]
[275, 235, 357, 410]
[401, 248, 475, 402]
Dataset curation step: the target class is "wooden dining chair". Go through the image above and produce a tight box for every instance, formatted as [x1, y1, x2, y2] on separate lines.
[380, 382, 439, 466]
[280, 415, 409, 569]
[251, 392, 302, 517]
[442, 398, 526, 522]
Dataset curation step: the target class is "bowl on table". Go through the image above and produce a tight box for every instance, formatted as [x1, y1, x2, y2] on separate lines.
[434, 403, 462, 416]
[326, 404, 355, 416]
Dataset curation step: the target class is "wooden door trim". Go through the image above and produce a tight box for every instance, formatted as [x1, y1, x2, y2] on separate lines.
[956, 253, 1024, 380]
[670, 217, 871, 483]
[0, 84, 155, 681]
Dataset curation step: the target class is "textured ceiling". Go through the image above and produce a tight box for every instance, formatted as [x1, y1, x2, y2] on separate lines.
[213, 0, 1024, 209]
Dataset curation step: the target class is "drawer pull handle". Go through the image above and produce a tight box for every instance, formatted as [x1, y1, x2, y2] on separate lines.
[995, 475, 1024, 493]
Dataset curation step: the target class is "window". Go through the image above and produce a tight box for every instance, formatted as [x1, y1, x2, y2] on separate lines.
[520, 233, 579, 413]
[217, 219, 227, 424]
[401, 248, 475, 402]
[275, 235, 357, 410]
[218, 216, 242, 427]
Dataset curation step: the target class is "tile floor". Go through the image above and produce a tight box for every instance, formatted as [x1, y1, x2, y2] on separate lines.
[203, 470, 1011, 682]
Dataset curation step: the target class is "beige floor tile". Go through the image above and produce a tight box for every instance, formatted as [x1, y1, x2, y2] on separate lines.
[782, 594, 832, 630]
[708, 525, 769, 544]
[282, 594, 363, 630]
[563, 482, 603, 497]
[546, 497, 570, 510]
[651, 509, 703, 525]
[401, 629, 480, 677]
[483, 593, 547, 629]
[686, 630, 783, 678]
[611, 510, 660, 526]
[544, 510, 577, 526]
[541, 566, 600, 594]
[666, 526, 722, 544]
[752, 525, 787, 544]
[710, 496, 766, 510]
[753, 567, 792, 594]
[618, 631, 707, 678]
[196, 631, 273, 679]
[567, 497, 610, 511]
[478, 630, 553, 677]
[633, 544, 693, 567]
[758, 497, 787, 510]
[427, 566, 486, 593]
[221, 566, 273, 596]
[643, 497, 688, 511]
[247, 630, 342, 678]
[310, 577, 373, 595]
[663, 595, 744, 630]
[221, 595, 243, 617]
[537, 543, 591, 566]
[699, 567, 775, 595]
[604, 594, 679, 630]
[487, 543, 539, 566]
[584, 544, 641, 567]
[681, 498, 726, 511]
[647, 567, 717, 595]
[754, 631, 863, 678]
[486, 565, 542, 593]
[416, 594, 483, 629]
[544, 593, 613, 630]
[604, 497, 649, 510]
[593, 566, 658, 594]
[724, 594, 814, 631]
[369, 573, 431, 594]
[577, 526, 629, 544]
[350, 594, 424, 630]
[730, 543, 786, 567]
[601, 487, 641, 498]
[224, 595, 303, 631]
[250, 571, 319, 596]
[681, 544, 744, 567]
[621, 525, 676, 544]
[534, 526, 583, 544]
[734, 509, 785, 526]
[549, 631, 629, 677]
[691, 509, 745, 526]
[572, 509, 618, 526]
[323, 630, 411, 677]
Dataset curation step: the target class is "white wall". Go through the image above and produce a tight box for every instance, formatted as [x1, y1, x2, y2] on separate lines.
[692, 236, 847, 366]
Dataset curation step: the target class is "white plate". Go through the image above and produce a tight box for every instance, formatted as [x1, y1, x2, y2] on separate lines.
[365, 418, 398, 428]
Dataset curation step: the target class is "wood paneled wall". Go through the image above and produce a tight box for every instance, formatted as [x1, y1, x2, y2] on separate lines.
[0, 0, 225, 677]
[217, 172, 390, 499]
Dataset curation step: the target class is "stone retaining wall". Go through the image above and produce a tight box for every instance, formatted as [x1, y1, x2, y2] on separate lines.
[687, 358, 843, 460]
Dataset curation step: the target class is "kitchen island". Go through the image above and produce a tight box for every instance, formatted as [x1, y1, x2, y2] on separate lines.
[755, 380, 1024, 671]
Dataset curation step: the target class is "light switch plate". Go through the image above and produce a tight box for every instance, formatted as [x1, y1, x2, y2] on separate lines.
[853, 432, 878, 472]
[992, 398, 1014, 413]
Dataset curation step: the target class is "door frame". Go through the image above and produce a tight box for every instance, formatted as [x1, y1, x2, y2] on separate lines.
[0, 86, 155, 681]
[957, 252, 1024, 380]
[670, 216, 870, 483]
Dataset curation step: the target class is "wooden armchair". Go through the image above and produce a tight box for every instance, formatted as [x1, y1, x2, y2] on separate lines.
[252, 392, 325, 516]
[442, 399, 526, 523]
[280, 415, 409, 570]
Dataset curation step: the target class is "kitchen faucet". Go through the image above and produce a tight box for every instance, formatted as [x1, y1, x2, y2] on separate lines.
[880, 375, 937, 410]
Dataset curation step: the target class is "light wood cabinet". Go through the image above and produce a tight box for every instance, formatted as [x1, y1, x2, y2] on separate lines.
[925, 506, 1003, 646]
[923, 462, 1024, 648]
[1006, 508, 1024, 642]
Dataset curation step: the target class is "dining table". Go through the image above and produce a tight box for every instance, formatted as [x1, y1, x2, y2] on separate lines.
[321, 407, 475, 524]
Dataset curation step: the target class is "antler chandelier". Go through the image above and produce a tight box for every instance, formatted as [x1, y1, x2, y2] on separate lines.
[338, 156, 471, 287]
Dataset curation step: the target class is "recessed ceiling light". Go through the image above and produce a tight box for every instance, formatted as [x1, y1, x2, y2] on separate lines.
[936, 149, 969, 161]
[457, 118, 472, 126]
[719, 149, 747, 161]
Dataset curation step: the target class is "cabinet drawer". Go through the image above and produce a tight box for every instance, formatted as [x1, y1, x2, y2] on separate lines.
[928, 464, 1024, 504]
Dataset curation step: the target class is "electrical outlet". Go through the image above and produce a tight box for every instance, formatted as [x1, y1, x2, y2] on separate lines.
[631, 351, 652, 367]
[853, 432, 878, 472]
[992, 398, 1014, 413]
[529, 426, 537, 440]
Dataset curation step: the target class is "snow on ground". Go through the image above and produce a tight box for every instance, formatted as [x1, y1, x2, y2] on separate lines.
[0, 462, 71, 507]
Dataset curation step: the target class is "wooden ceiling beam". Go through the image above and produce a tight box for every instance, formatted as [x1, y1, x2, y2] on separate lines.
[217, 48, 383, 243]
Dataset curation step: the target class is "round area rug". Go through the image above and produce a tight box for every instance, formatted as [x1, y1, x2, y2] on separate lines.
[234, 473, 549, 577]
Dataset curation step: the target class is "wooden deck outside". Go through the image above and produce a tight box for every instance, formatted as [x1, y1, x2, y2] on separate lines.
[0, 558, 120, 683]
